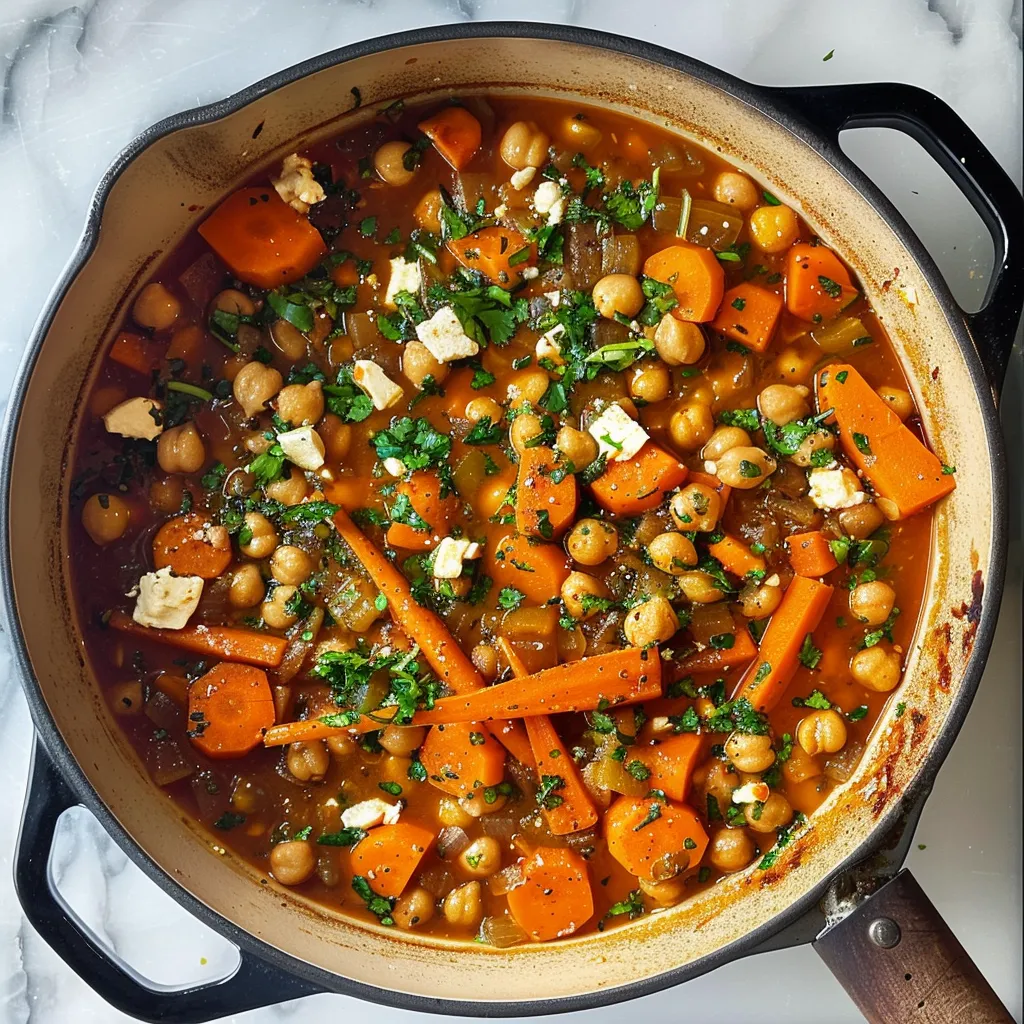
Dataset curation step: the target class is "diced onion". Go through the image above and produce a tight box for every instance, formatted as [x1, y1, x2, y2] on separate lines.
[487, 862, 525, 896]
[811, 316, 869, 354]
[689, 601, 737, 647]
[479, 914, 529, 948]
[436, 825, 471, 860]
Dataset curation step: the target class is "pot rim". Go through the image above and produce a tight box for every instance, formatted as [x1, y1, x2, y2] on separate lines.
[0, 21, 1008, 1018]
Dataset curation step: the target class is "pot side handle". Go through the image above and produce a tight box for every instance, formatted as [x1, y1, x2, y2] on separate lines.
[15, 740, 322, 1024]
[767, 82, 1024, 398]
[813, 869, 1013, 1024]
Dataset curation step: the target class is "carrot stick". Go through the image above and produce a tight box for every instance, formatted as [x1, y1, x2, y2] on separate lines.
[734, 576, 834, 712]
[109, 331, 160, 374]
[785, 243, 858, 322]
[197, 187, 326, 290]
[155, 672, 190, 706]
[420, 721, 506, 797]
[487, 531, 570, 605]
[417, 106, 482, 170]
[515, 445, 578, 540]
[816, 363, 955, 518]
[350, 822, 434, 898]
[187, 662, 275, 759]
[108, 610, 288, 668]
[642, 733, 703, 803]
[152, 514, 233, 579]
[605, 795, 709, 880]
[676, 627, 757, 674]
[710, 282, 784, 352]
[589, 441, 689, 515]
[506, 847, 594, 941]
[786, 529, 839, 577]
[644, 243, 725, 322]
[707, 534, 765, 578]
[384, 471, 458, 551]
[448, 226, 535, 286]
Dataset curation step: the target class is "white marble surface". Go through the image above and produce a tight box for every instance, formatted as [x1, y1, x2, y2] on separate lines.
[0, 2, 1021, 1022]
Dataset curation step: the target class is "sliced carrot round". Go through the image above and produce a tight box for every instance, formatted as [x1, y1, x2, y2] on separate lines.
[385, 471, 459, 551]
[187, 662, 275, 759]
[152, 513, 232, 579]
[643, 243, 725, 322]
[420, 721, 506, 797]
[350, 822, 435, 897]
[506, 847, 594, 941]
[486, 531, 570, 605]
[604, 795, 709, 880]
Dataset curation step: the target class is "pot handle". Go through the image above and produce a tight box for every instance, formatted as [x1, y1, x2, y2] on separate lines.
[813, 868, 1013, 1023]
[767, 82, 1024, 397]
[15, 740, 322, 1023]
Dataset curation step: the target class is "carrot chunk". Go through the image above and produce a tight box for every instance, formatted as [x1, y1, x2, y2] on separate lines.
[785, 243, 858, 322]
[487, 531, 570, 605]
[152, 514, 233, 579]
[707, 534, 765, 578]
[187, 662, 275, 759]
[385, 471, 459, 551]
[420, 721, 506, 798]
[506, 847, 594, 941]
[786, 529, 839, 577]
[197, 188, 326, 290]
[710, 282, 784, 352]
[448, 226, 535, 286]
[515, 445, 578, 540]
[676, 627, 757, 674]
[816, 363, 955, 518]
[109, 331, 160, 374]
[605, 795, 709, 880]
[644, 244, 725, 322]
[641, 733, 703, 803]
[589, 442, 688, 515]
[417, 106, 482, 170]
[350, 822, 435, 898]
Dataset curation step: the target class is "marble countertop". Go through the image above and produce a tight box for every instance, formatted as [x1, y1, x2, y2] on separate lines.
[0, 1, 1020, 1022]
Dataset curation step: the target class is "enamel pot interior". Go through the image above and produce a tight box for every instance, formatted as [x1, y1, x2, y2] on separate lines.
[3, 29, 1000, 1010]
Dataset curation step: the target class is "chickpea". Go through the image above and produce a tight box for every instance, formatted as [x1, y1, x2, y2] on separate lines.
[240, 512, 279, 559]
[648, 532, 697, 575]
[270, 544, 316, 586]
[437, 796, 474, 828]
[443, 881, 484, 929]
[110, 680, 143, 715]
[465, 397, 503, 425]
[401, 340, 448, 389]
[838, 503, 885, 541]
[670, 401, 714, 452]
[877, 386, 914, 421]
[623, 596, 679, 647]
[262, 585, 299, 629]
[629, 360, 671, 403]
[758, 384, 809, 426]
[592, 274, 644, 320]
[211, 288, 256, 317]
[654, 315, 705, 366]
[702, 426, 751, 462]
[458, 837, 501, 878]
[459, 790, 507, 817]
[774, 345, 816, 384]
[132, 282, 180, 330]
[724, 733, 775, 773]
[566, 518, 618, 566]
[694, 759, 739, 810]
[500, 121, 550, 169]
[738, 582, 782, 619]
[556, 425, 598, 470]
[560, 572, 610, 620]
[748, 204, 800, 253]
[678, 571, 725, 604]
[373, 140, 417, 186]
[326, 733, 358, 758]
[413, 189, 443, 233]
[149, 476, 184, 514]
[783, 746, 822, 784]
[709, 828, 756, 873]
[745, 792, 793, 833]
[712, 171, 759, 211]
[393, 887, 435, 930]
[507, 369, 550, 409]
[791, 430, 835, 468]
[380, 725, 427, 758]
[233, 362, 283, 419]
[714, 446, 777, 489]
[229, 563, 266, 608]
[157, 423, 206, 474]
[851, 643, 902, 692]
[563, 115, 602, 149]
[638, 875, 687, 906]
[269, 840, 315, 886]
[318, 414, 353, 462]
[509, 413, 544, 454]
[286, 740, 329, 782]
[265, 471, 309, 506]
[81, 493, 131, 545]
[850, 580, 896, 626]
[270, 318, 307, 360]
[797, 709, 848, 757]
[275, 381, 324, 427]
[670, 483, 721, 532]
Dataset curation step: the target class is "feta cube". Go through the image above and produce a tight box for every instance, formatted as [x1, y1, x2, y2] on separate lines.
[271, 153, 326, 214]
[383, 257, 422, 308]
[807, 466, 866, 510]
[277, 426, 325, 471]
[353, 360, 404, 411]
[382, 457, 406, 478]
[494, 203, 508, 218]
[533, 180, 566, 226]
[545, 290, 561, 308]
[521, 266, 539, 281]
[414, 306, 480, 363]
[536, 323, 566, 365]
[432, 537, 483, 579]
[587, 403, 649, 462]
[102, 397, 163, 440]
[132, 567, 203, 630]
[510, 166, 537, 190]
[731, 781, 771, 805]
[341, 798, 402, 830]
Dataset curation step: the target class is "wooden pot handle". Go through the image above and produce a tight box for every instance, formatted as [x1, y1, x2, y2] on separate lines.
[813, 869, 1013, 1023]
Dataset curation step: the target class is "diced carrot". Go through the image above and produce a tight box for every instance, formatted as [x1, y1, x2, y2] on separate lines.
[109, 331, 160, 374]
[330, 260, 360, 288]
[676, 627, 758, 674]
[487, 531, 570, 605]
[643, 244, 725, 322]
[589, 442, 688, 515]
[420, 721, 506, 798]
[322, 476, 375, 511]
[710, 282, 784, 352]
[385, 471, 459, 551]
[735, 576, 834, 712]
[417, 106, 482, 170]
[187, 662, 275, 759]
[785, 243, 858, 323]
[641, 733, 703, 803]
[108, 610, 288, 668]
[197, 187, 326, 290]
[152, 514, 233, 579]
[165, 325, 204, 369]
[604, 795, 709, 880]
[155, 672, 189, 706]
[707, 534, 765, 578]
[816, 363, 955, 518]
[448, 226, 535, 287]
[515, 446, 578, 540]
[350, 822, 435, 898]
[787, 529, 839, 577]
[506, 847, 594, 941]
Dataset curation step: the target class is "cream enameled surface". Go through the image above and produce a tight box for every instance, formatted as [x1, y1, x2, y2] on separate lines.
[0, 3, 1021, 1023]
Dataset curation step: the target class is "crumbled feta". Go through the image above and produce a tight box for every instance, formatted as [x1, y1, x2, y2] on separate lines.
[587, 403, 649, 462]
[277, 426, 325, 471]
[432, 537, 483, 579]
[383, 256, 422, 308]
[545, 290, 561, 308]
[732, 781, 771, 805]
[271, 153, 326, 214]
[132, 567, 203, 630]
[807, 466, 867, 509]
[353, 360, 404, 411]
[510, 166, 537, 190]
[536, 323, 566, 365]
[383, 457, 406, 478]
[533, 180, 566, 226]
[493, 203, 508, 218]
[340, 798, 402, 830]
[102, 397, 163, 441]
[414, 306, 480, 363]
[521, 266, 539, 281]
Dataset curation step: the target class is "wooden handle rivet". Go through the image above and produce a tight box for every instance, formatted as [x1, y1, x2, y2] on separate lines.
[868, 917, 901, 949]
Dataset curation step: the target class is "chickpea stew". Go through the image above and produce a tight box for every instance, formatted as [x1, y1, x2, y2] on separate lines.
[70, 95, 956, 946]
